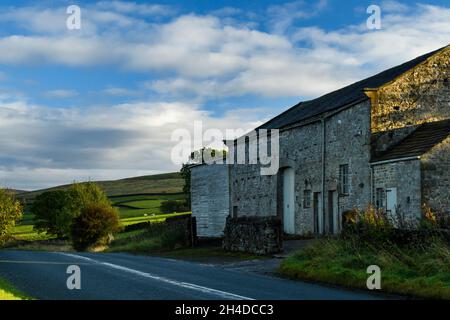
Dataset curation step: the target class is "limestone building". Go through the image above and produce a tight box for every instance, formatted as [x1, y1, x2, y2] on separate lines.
[191, 45, 450, 237]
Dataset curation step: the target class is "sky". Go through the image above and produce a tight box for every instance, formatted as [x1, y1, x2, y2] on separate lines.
[0, 0, 449, 190]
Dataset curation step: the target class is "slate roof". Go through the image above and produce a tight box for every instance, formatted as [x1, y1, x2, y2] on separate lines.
[372, 119, 450, 163]
[258, 46, 448, 130]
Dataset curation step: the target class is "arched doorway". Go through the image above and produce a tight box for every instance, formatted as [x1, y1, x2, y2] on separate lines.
[283, 167, 295, 234]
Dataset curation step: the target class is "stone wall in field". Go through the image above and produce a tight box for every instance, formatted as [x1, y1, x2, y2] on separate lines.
[222, 216, 282, 254]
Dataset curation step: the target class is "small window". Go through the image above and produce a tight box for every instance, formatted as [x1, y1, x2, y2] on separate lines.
[339, 164, 349, 195]
[232, 206, 238, 217]
[303, 190, 312, 208]
[376, 188, 386, 210]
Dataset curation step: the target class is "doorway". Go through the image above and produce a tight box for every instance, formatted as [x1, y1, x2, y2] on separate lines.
[386, 187, 397, 220]
[328, 191, 339, 234]
[283, 168, 295, 234]
[313, 192, 322, 234]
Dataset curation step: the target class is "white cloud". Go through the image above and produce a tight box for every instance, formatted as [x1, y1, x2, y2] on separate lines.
[43, 89, 78, 98]
[267, 0, 329, 34]
[103, 87, 140, 97]
[381, 0, 410, 13]
[0, 96, 264, 190]
[0, 3, 448, 99]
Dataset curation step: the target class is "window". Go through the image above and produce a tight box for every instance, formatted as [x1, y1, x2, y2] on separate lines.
[339, 164, 349, 195]
[232, 206, 238, 217]
[303, 190, 312, 208]
[376, 188, 386, 210]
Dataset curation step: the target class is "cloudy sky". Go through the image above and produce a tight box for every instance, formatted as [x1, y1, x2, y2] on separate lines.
[0, 0, 449, 190]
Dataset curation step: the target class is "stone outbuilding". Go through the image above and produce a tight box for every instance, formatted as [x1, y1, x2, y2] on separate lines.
[191, 45, 450, 239]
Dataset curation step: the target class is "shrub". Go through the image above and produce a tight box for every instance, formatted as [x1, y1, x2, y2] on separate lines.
[160, 200, 189, 214]
[71, 204, 122, 251]
[32, 182, 112, 239]
[342, 205, 393, 245]
[0, 189, 22, 245]
[32, 190, 75, 238]
[68, 182, 111, 211]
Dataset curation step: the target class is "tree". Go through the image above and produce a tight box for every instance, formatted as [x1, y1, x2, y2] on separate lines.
[71, 204, 122, 251]
[0, 188, 22, 245]
[32, 190, 74, 238]
[68, 182, 111, 210]
[180, 163, 191, 209]
[32, 182, 112, 238]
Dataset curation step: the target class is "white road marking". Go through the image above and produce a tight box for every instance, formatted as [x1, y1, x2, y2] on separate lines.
[59, 253, 254, 300]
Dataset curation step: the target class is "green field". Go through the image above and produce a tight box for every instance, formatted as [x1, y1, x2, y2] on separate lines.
[9, 172, 189, 243]
[12, 193, 189, 241]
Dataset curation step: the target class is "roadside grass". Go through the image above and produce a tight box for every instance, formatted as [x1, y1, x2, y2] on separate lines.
[279, 237, 450, 300]
[0, 277, 31, 300]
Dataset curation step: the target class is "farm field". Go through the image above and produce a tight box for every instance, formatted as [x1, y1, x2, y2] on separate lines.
[9, 172, 189, 242]
[12, 193, 189, 241]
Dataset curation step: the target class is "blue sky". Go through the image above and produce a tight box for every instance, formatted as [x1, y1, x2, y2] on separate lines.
[0, 0, 449, 190]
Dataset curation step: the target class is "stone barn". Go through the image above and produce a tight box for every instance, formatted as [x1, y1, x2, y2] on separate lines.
[190, 45, 450, 241]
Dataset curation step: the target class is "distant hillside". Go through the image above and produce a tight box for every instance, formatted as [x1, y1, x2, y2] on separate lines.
[17, 172, 185, 202]
[7, 189, 29, 195]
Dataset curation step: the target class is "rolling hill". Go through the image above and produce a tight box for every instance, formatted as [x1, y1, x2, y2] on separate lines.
[16, 172, 185, 202]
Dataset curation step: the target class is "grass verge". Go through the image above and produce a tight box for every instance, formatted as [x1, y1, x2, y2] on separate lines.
[0, 276, 31, 300]
[279, 237, 450, 299]
[108, 228, 265, 263]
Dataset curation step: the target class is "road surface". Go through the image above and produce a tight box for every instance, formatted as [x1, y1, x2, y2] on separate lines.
[0, 250, 381, 300]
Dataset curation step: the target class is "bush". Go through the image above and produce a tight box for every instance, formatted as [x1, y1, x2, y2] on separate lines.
[67, 182, 111, 211]
[31, 182, 112, 238]
[32, 191, 75, 238]
[71, 204, 122, 251]
[0, 189, 22, 245]
[342, 205, 393, 244]
[160, 200, 189, 214]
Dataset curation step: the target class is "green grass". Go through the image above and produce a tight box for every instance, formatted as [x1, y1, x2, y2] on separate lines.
[12, 191, 189, 241]
[11, 224, 54, 241]
[279, 237, 450, 300]
[0, 277, 31, 300]
[113, 194, 187, 219]
[120, 212, 191, 226]
[108, 225, 264, 262]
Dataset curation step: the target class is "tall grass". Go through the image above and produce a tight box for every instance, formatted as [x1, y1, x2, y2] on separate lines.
[280, 205, 450, 299]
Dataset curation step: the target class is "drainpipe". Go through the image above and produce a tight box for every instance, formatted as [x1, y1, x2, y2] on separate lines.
[321, 118, 326, 235]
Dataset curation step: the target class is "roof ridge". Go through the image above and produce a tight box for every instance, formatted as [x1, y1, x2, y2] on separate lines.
[259, 45, 449, 130]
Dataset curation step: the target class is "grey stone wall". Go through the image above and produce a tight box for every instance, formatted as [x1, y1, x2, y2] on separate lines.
[372, 160, 422, 221]
[371, 125, 419, 158]
[191, 164, 229, 238]
[421, 136, 450, 214]
[229, 100, 373, 235]
[222, 216, 282, 254]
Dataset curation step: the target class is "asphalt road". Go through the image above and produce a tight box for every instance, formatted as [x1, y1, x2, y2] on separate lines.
[0, 250, 381, 300]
